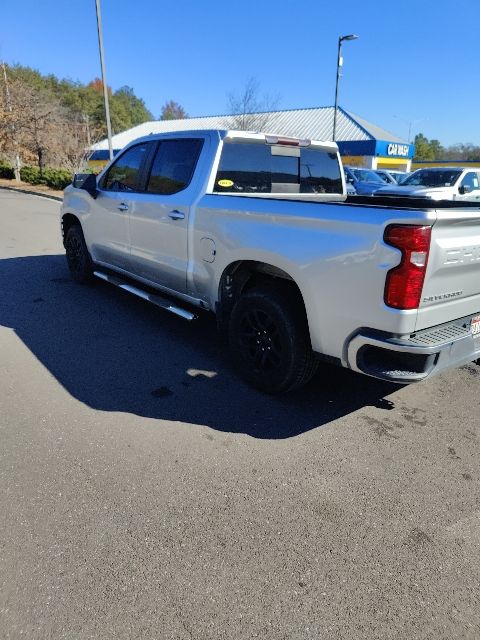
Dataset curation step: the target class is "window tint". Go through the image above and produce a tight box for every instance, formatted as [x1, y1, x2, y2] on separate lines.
[460, 172, 479, 190]
[403, 169, 462, 187]
[215, 144, 270, 193]
[299, 148, 343, 193]
[351, 168, 385, 183]
[101, 143, 149, 192]
[146, 139, 203, 195]
[344, 167, 355, 183]
[215, 142, 342, 194]
[89, 149, 120, 161]
[273, 155, 298, 187]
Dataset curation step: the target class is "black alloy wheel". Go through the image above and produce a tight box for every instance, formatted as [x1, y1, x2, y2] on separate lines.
[238, 307, 283, 373]
[228, 284, 318, 394]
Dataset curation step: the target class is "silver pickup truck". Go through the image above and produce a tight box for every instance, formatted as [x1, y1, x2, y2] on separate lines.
[61, 130, 480, 393]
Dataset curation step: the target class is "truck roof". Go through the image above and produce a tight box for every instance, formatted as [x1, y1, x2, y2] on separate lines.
[125, 128, 338, 152]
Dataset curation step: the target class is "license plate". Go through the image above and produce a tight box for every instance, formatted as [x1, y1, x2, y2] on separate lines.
[471, 315, 480, 337]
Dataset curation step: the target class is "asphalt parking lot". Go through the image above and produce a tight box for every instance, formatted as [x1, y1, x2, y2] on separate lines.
[1, 189, 479, 639]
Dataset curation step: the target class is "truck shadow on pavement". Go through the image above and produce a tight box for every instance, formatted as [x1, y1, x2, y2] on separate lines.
[0, 254, 400, 439]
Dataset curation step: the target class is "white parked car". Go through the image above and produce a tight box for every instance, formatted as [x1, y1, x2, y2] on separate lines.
[375, 167, 480, 201]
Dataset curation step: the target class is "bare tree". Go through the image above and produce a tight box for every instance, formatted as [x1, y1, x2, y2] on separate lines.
[0, 89, 16, 154]
[1, 64, 153, 177]
[0, 62, 21, 179]
[58, 119, 95, 173]
[3, 80, 58, 172]
[160, 100, 188, 120]
[2, 80, 91, 172]
[225, 77, 280, 131]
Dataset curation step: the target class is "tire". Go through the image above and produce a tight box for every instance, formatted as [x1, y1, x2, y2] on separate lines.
[65, 225, 94, 284]
[228, 284, 318, 394]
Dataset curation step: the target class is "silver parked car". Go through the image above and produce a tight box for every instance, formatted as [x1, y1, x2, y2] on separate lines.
[375, 169, 409, 184]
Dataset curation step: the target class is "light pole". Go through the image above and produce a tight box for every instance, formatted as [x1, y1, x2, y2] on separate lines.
[95, 0, 113, 161]
[333, 34, 358, 141]
[392, 115, 426, 144]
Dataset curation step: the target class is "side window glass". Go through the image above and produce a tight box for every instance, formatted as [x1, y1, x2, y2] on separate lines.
[460, 172, 477, 191]
[100, 144, 149, 192]
[146, 139, 204, 195]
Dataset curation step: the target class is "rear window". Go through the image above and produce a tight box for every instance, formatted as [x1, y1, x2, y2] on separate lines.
[214, 141, 342, 194]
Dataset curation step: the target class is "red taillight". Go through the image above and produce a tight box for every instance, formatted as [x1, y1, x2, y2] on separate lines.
[384, 225, 432, 310]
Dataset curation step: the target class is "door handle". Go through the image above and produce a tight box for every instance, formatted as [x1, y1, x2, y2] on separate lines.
[117, 202, 129, 211]
[168, 210, 185, 220]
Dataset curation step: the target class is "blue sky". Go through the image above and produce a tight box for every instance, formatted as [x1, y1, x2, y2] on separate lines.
[1, 0, 479, 146]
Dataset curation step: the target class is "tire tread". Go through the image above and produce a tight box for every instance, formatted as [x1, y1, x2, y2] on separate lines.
[228, 283, 318, 393]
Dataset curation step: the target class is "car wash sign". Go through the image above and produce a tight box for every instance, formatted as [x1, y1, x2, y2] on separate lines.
[376, 140, 415, 159]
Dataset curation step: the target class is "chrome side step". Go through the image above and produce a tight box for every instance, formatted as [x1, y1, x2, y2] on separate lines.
[93, 271, 197, 321]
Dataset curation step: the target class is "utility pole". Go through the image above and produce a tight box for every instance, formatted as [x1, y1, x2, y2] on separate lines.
[84, 113, 91, 148]
[2, 62, 21, 181]
[95, 0, 113, 160]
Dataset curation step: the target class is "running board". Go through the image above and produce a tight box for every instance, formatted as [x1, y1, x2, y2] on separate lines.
[93, 271, 197, 321]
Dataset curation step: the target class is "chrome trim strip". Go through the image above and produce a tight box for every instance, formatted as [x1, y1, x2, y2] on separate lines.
[93, 271, 197, 321]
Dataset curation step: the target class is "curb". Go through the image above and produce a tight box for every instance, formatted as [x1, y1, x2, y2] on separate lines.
[0, 185, 63, 202]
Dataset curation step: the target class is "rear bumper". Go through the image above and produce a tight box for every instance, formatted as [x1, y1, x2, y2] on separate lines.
[346, 314, 480, 383]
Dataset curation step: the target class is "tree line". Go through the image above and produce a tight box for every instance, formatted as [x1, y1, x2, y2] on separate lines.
[0, 63, 188, 175]
[413, 133, 480, 162]
[2, 64, 479, 178]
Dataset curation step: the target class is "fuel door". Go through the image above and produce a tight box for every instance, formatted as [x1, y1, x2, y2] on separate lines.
[200, 237, 216, 263]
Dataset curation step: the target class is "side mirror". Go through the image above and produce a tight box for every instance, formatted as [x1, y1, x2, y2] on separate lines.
[459, 184, 472, 195]
[73, 173, 98, 199]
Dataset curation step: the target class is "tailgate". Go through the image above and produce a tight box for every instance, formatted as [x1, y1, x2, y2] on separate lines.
[416, 208, 480, 330]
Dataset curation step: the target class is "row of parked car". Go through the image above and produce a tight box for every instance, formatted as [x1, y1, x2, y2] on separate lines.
[344, 166, 480, 201]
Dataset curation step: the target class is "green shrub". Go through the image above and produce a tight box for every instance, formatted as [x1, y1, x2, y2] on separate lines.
[0, 162, 15, 179]
[20, 166, 43, 184]
[20, 166, 72, 190]
[43, 168, 72, 190]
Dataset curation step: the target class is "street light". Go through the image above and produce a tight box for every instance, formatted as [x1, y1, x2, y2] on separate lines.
[392, 115, 426, 144]
[95, 0, 113, 161]
[333, 34, 359, 141]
